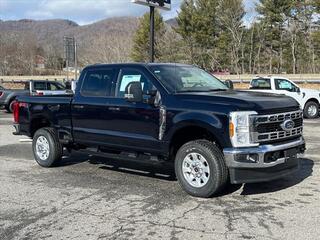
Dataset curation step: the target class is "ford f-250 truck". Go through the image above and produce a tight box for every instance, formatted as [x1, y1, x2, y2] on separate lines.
[249, 76, 320, 119]
[13, 63, 306, 198]
[0, 80, 68, 113]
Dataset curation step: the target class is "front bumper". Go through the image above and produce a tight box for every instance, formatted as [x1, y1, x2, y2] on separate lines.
[223, 137, 306, 184]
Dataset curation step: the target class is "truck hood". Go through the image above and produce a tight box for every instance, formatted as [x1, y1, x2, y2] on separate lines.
[175, 90, 300, 114]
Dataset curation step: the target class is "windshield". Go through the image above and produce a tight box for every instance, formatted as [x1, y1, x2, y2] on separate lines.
[149, 65, 228, 93]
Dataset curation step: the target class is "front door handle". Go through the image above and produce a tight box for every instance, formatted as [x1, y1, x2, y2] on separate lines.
[74, 105, 85, 109]
[108, 107, 120, 111]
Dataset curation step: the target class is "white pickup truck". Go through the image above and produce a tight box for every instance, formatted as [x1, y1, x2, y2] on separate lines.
[249, 76, 320, 119]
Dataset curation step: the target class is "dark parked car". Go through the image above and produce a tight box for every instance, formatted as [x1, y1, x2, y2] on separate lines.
[13, 63, 305, 197]
[0, 80, 67, 112]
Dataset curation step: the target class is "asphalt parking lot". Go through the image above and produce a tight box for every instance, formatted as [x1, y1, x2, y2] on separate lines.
[0, 110, 319, 240]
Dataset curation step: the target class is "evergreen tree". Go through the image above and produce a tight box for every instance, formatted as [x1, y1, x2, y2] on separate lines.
[256, 0, 292, 73]
[131, 10, 165, 62]
[175, 0, 197, 63]
[175, 0, 222, 70]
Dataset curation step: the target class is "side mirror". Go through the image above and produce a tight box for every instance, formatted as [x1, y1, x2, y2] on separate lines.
[65, 81, 72, 90]
[146, 89, 157, 96]
[125, 81, 143, 102]
[225, 80, 234, 90]
[296, 87, 301, 93]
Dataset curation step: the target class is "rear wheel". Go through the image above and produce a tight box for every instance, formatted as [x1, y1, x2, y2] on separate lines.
[304, 101, 319, 119]
[175, 140, 228, 198]
[32, 128, 63, 167]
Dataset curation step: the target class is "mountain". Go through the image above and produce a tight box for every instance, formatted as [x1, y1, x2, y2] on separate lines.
[165, 18, 178, 28]
[0, 19, 79, 43]
[0, 17, 140, 70]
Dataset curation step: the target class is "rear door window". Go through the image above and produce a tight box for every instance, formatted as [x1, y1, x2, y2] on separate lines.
[250, 78, 271, 90]
[48, 82, 64, 91]
[33, 82, 47, 90]
[81, 69, 117, 97]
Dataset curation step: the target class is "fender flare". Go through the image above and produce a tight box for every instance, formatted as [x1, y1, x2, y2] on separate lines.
[165, 111, 228, 148]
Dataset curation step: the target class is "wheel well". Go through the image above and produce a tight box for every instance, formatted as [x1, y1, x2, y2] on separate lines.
[169, 126, 222, 161]
[305, 98, 319, 106]
[30, 117, 51, 137]
[6, 97, 16, 107]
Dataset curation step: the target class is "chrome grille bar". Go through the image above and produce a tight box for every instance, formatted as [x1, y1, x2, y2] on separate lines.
[251, 110, 303, 143]
[251, 127, 303, 143]
[252, 110, 303, 125]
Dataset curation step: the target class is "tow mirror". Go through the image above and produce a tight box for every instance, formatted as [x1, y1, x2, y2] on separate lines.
[225, 80, 234, 90]
[144, 89, 158, 105]
[125, 81, 143, 102]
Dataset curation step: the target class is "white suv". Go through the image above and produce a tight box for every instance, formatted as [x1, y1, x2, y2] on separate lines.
[249, 76, 320, 119]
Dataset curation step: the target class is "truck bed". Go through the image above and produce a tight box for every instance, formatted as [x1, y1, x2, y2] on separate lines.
[16, 94, 74, 138]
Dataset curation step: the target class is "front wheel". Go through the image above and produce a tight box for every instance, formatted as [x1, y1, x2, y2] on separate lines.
[304, 101, 319, 119]
[32, 128, 63, 167]
[175, 140, 228, 198]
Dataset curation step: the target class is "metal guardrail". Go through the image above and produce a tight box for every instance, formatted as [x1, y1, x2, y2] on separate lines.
[0, 78, 74, 84]
[1, 78, 320, 85]
[225, 79, 320, 84]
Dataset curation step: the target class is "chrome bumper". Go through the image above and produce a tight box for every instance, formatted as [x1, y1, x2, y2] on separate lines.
[223, 137, 305, 169]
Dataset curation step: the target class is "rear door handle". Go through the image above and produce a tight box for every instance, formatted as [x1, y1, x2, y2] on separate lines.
[108, 107, 120, 111]
[74, 105, 84, 109]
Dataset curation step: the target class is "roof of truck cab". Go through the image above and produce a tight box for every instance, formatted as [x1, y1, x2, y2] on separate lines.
[83, 62, 193, 70]
[252, 76, 290, 80]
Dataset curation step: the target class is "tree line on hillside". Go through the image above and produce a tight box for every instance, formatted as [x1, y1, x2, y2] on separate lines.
[0, 0, 319, 76]
[132, 0, 320, 74]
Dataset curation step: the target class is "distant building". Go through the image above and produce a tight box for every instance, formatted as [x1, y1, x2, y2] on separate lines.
[35, 55, 46, 69]
[311, 22, 320, 32]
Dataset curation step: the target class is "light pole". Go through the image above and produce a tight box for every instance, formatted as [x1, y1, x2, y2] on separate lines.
[132, 0, 171, 63]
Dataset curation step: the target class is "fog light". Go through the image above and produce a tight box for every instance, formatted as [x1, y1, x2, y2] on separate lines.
[235, 154, 259, 163]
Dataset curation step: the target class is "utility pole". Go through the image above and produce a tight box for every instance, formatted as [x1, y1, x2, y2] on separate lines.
[74, 40, 78, 80]
[149, 6, 155, 63]
[66, 58, 69, 82]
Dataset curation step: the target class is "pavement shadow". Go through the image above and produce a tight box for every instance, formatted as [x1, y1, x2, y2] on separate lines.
[57, 151, 90, 167]
[240, 158, 314, 195]
[55, 153, 314, 194]
[0, 143, 34, 160]
[88, 156, 176, 181]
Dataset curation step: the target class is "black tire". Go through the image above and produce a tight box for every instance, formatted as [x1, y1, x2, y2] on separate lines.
[32, 127, 63, 167]
[174, 140, 228, 198]
[304, 101, 319, 119]
[5, 99, 17, 113]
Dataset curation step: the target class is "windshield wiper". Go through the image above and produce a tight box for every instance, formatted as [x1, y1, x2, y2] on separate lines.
[207, 89, 228, 92]
[176, 89, 228, 93]
[176, 90, 209, 93]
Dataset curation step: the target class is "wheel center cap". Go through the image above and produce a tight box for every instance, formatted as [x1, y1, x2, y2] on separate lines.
[192, 166, 203, 177]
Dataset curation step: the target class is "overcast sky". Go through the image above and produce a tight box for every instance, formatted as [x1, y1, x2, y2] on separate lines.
[0, 0, 258, 25]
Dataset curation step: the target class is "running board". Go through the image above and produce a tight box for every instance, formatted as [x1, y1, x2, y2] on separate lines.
[77, 148, 165, 164]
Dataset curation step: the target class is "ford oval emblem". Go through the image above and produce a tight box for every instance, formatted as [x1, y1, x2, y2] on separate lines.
[281, 119, 295, 131]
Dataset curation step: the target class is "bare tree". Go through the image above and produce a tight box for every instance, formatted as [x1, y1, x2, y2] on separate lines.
[217, 0, 245, 74]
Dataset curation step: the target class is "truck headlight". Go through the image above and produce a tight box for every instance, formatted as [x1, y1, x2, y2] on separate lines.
[229, 111, 258, 148]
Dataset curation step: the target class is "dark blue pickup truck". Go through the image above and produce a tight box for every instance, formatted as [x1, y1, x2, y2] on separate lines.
[13, 63, 306, 197]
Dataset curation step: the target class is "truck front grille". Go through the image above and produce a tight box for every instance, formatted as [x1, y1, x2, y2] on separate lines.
[251, 110, 303, 143]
